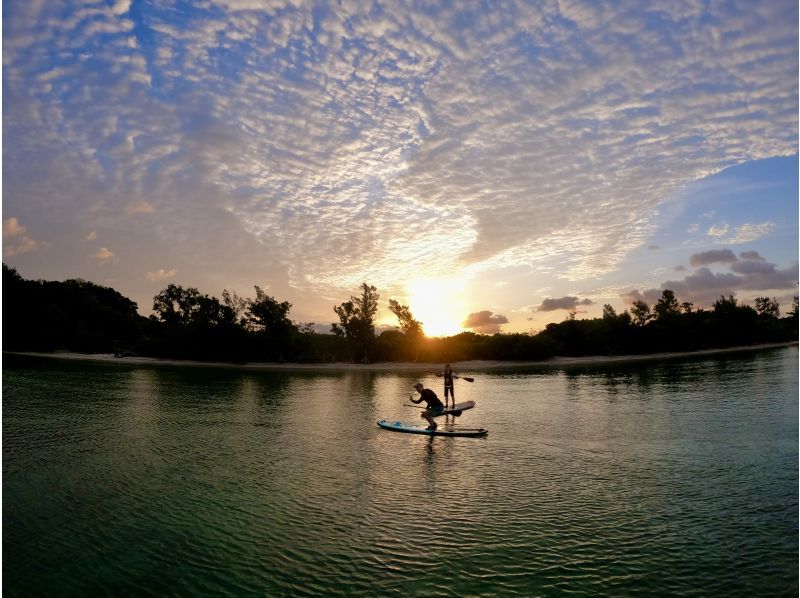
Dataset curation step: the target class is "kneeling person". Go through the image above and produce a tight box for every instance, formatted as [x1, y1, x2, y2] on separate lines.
[411, 382, 445, 430]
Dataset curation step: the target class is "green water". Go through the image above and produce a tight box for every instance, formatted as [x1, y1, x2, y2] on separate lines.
[3, 347, 798, 596]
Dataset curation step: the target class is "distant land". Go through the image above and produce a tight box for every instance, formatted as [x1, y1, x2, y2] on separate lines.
[6, 343, 797, 374]
[4, 264, 797, 365]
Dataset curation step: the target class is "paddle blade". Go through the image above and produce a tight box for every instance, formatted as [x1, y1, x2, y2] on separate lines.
[452, 410, 463, 417]
[462, 377, 474, 382]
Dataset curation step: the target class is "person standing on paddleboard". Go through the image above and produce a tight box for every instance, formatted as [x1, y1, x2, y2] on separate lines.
[436, 364, 457, 410]
[410, 382, 445, 430]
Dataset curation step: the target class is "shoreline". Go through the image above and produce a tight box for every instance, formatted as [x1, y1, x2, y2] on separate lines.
[5, 342, 796, 372]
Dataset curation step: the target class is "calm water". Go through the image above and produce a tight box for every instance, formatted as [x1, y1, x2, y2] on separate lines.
[3, 347, 798, 596]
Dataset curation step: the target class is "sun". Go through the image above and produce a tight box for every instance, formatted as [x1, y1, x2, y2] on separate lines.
[405, 278, 467, 337]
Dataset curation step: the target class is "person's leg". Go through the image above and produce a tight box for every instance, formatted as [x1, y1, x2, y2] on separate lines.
[422, 410, 436, 429]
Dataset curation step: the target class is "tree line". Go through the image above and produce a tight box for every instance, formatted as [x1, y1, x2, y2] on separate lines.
[3, 265, 797, 364]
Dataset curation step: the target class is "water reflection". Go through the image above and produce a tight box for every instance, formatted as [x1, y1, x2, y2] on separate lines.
[3, 348, 797, 596]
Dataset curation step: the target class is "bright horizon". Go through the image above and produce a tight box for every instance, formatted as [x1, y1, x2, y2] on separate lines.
[4, 1, 798, 336]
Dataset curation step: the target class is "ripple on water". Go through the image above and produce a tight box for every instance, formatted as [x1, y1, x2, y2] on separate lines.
[2, 349, 798, 595]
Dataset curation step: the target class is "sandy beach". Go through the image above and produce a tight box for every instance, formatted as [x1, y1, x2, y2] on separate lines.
[6, 342, 796, 372]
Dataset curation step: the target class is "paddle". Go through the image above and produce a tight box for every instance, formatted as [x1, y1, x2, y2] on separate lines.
[403, 403, 463, 417]
[434, 373, 475, 382]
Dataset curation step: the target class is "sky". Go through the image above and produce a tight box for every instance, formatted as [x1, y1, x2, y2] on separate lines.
[3, 0, 798, 336]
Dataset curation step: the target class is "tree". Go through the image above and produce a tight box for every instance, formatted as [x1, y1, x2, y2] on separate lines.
[222, 289, 249, 328]
[681, 301, 694, 314]
[151, 284, 255, 360]
[332, 282, 379, 362]
[602, 304, 617, 320]
[357, 283, 379, 333]
[654, 289, 680, 319]
[152, 284, 203, 326]
[712, 295, 739, 316]
[198, 294, 235, 328]
[711, 294, 759, 346]
[599, 304, 633, 355]
[331, 300, 357, 338]
[297, 322, 316, 334]
[4, 263, 23, 284]
[754, 297, 780, 319]
[630, 300, 652, 326]
[388, 299, 425, 361]
[247, 286, 295, 361]
[248, 286, 293, 335]
[4, 265, 145, 354]
[152, 284, 232, 328]
[388, 299, 424, 338]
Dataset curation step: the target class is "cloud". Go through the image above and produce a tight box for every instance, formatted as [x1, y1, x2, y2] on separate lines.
[145, 268, 177, 281]
[3, 217, 39, 256]
[625, 254, 798, 308]
[707, 224, 730, 238]
[111, 0, 131, 16]
[463, 310, 509, 334]
[85, 231, 98, 241]
[4, 217, 26, 237]
[538, 296, 594, 312]
[662, 268, 741, 297]
[739, 250, 765, 261]
[730, 260, 775, 275]
[726, 222, 775, 244]
[2, 0, 797, 308]
[689, 249, 738, 266]
[125, 201, 155, 215]
[705, 222, 775, 244]
[93, 247, 115, 262]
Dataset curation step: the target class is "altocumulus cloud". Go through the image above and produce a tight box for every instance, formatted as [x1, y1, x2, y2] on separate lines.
[146, 268, 177, 281]
[705, 222, 775, 244]
[125, 201, 156, 215]
[93, 247, 116, 262]
[3, 218, 39, 257]
[3, 0, 797, 303]
[726, 222, 775, 244]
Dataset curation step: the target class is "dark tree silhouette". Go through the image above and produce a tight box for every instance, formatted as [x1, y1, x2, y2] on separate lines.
[754, 297, 780, 319]
[247, 286, 295, 361]
[631, 300, 652, 326]
[388, 299, 424, 361]
[4, 264, 145, 354]
[654, 289, 680, 319]
[4, 265, 796, 364]
[332, 283, 379, 362]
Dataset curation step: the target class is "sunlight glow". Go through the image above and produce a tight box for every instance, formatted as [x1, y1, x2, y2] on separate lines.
[406, 278, 468, 337]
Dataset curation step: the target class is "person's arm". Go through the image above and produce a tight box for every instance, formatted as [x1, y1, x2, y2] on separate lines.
[410, 395, 422, 404]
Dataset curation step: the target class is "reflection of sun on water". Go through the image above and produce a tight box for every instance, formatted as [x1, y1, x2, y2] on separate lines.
[406, 278, 467, 337]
